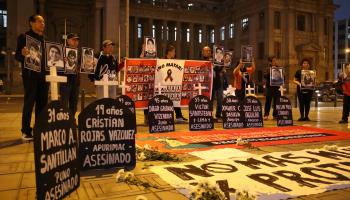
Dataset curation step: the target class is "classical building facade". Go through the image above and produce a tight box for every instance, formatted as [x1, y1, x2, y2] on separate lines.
[2, 0, 336, 93]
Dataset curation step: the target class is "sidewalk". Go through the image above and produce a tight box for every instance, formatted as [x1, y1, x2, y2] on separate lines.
[0, 104, 349, 199]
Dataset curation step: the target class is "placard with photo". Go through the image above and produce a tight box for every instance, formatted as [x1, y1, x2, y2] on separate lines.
[80, 47, 95, 74]
[144, 36, 157, 58]
[45, 42, 64, 72]
[224, 51, 233, 68]
[24, 35, 42, 72]
[270, 67, 284, 86]
[301, 70, 316, 89]
[213, 45, 224, 65]
[241, 45, 253, 63]
[64, 47, 78, 74]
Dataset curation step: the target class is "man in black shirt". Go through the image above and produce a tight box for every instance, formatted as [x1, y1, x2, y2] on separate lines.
[59, 33, 80, 122]
[15, 14, 48, 141]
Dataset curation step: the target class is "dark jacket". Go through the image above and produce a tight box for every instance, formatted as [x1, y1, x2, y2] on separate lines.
[15, 29, 46, 78]
[94, 53, 118, 81]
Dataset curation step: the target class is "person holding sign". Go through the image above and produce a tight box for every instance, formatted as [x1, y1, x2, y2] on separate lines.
[338, 64, 350, 124]
[164, 44, 188, 123]
[212, 46, 226, 120]
[15, 14, 48, 141]
[59, 33, 80, 121]
[293, 58, 313, 121]
[263, 56, 281, 120]
[93, 40, 119, 99]
[233, 58, 255, 100]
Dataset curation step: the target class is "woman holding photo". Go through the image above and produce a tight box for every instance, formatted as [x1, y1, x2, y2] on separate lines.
[263, 56, 280, 120]
[293, 58, 313, 121]
[233, 58, 255, 100]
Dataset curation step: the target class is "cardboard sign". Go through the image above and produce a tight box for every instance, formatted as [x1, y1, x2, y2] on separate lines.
[78, 98, 136, 170]
[222, 96, 244, 129]
[189, 95, 214, 131]
[117, 95, 136, 114]
[276, 96, 293, 126]
[148, 95, 175, 133]
[34, 101, 79, 200]
[242, 96, 263, 128]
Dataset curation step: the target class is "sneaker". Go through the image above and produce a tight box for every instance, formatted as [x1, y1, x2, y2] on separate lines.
[297, 117, 304, 121]
[304, 117, 311, 121]
[22, 133, 33, 141]
[176, 117, 188, 124]
[339, 119, 348, 124]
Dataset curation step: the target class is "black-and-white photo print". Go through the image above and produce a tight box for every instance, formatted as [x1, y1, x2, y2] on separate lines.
[80, 47, 95, 74]
[213, 45, 224, 65]
[241, 45, 253, 63]
[144, 36, 157, 58]
[45, 42, 64, 72]
[270, 67, 284, 86]
[64, 47, 78, 74]
[224, 51, 233, 68]
[24, 35, 42, 72]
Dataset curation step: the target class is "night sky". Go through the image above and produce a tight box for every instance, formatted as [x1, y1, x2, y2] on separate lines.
[334, 0, 350, 20]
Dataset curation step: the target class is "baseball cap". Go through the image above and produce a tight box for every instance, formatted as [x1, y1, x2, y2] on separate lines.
[67, 33, 80, 40]
[102, 39, 115, 46]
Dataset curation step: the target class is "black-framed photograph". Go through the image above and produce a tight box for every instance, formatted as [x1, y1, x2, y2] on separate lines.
[24, 35, 42, 72]
[301, 70, 316, 89]
[144, 36, 157, 58]
[270, 67, 284, 86]
[80, 47, 95, 74]
[224, 51, 233, 68]
[45, 42, 64, 72]
[213, 45, 224, 65]
[241, 45, 253, 63]
[64, 47, 78, 74]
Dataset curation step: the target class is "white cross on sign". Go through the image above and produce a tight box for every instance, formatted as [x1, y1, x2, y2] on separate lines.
[279, 85, 287, 96]
[224, 84, 237, 97]
[245, 84, 255, 96]
[155, 83, 167, 95]
[95, 74, 119, 98]
[118, 81, 130, 95]
[193, 83, 207, 95]
[46, 66, 67, 101]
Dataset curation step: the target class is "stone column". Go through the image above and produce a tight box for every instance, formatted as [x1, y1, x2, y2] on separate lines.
[266, 8, 274, 57]
[6, 0, 35, 51]
[38, 0, 46, 18]
[125, 0, 130, 57]
[176, 21, 182, 59]
[133, 16, 139, 57]
[202, 24, 207, 47]
[104, 0, 120, 55]
[214, 26, 220, 44]
[94, 0, 104, 51]
[189, 23, 194, 59]
[162, 20, 167, 56]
